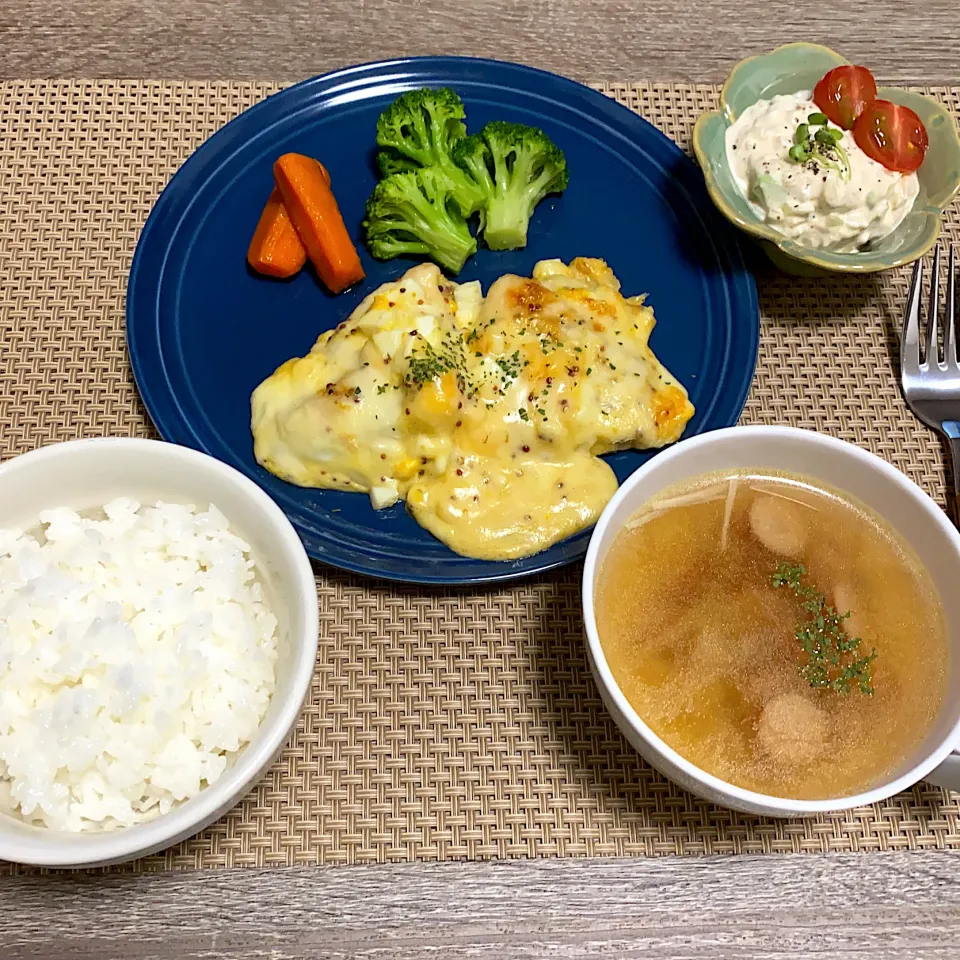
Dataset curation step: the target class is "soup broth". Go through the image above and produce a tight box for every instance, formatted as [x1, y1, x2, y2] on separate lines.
[596, 470, 948, 800]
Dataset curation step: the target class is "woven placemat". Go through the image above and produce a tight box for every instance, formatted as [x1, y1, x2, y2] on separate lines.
[1, 80, 959, 873]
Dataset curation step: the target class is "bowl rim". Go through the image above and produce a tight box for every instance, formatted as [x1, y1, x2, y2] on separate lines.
[691, 42, 960, 273]
[582, 424, 960, 815]
[0, 437, 320, 867]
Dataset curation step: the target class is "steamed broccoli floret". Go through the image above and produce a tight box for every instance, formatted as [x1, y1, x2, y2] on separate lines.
[362, 168, 477, 276]
[454, 121, 568, 251]
[375, 88, 486, 215]
[377, 148, 418, 177]
[452, 133, 495, 203]
[376, 87, 466, 166]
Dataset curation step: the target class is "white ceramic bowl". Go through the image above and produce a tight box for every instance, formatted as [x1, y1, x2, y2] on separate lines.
[582, 425, 960, 816]
[0, 438, 319, 867]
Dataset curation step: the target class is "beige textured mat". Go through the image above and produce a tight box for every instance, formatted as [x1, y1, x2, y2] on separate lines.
[1, 80, 960, 873]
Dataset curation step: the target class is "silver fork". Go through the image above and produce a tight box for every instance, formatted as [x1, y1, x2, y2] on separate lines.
[901, 243, 960, 511]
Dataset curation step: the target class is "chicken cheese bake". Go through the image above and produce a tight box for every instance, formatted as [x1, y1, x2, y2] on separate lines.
[251, 258, 694, 560]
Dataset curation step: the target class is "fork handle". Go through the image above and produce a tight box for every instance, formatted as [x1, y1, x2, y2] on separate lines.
[946, 426, 960, 523]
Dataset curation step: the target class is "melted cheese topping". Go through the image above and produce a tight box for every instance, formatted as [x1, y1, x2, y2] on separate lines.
[251, 258, 694, 560]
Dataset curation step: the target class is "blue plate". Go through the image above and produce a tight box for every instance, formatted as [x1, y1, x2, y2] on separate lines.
[128, 57, 759, 584]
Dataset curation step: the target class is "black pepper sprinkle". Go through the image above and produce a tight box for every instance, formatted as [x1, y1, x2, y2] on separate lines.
[522, 445, 530, 452]
[455, 420, 462, 427]
[399, 287, 406, 293]
[380, 454, 387, 460]
[456, 469, 463, 476]
[405, 408, 411, 415]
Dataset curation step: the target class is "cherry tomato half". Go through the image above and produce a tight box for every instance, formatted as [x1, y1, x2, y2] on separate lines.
[853, 100, 929, 173]
[813, 65, 878, 129]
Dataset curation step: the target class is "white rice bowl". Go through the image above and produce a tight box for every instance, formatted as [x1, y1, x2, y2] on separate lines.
[0, 498, 279, 833]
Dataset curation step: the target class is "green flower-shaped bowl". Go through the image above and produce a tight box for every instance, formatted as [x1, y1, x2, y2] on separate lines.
[693, 42, 960, 275]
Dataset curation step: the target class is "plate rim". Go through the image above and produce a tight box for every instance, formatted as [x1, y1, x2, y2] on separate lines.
[127, 55, 760, 585]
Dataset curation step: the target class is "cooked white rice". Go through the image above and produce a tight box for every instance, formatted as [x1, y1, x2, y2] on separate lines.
[0, 498, 278, 832]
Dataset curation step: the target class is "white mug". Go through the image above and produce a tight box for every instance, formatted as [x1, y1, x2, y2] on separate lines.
[582, 425, 960, 816]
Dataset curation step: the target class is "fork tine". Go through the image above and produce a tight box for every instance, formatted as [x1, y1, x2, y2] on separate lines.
[902, 256, 924, 377]
[925, 244, 941, 366]
[947, 244, 958, 369]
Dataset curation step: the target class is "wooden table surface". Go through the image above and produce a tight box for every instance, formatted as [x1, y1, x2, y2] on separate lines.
[2, 0, 959, 83]
[3, 852, 960, 959]
[3, 2, 960, 957]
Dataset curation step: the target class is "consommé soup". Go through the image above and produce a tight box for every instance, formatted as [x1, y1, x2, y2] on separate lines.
[595, 470, 948, 799]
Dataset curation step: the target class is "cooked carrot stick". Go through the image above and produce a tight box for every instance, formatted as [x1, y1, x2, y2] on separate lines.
[273, 153, 365, 294]
[246, 164, 331, 279]
[247, 188, 308, 278]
